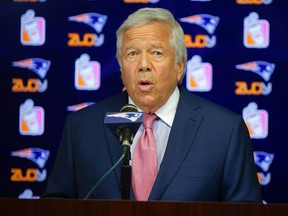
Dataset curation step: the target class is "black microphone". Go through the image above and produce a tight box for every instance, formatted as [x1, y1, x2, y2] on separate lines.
[104, 104, 143, 200]
[104, 104, 143, 154]
[118, 104, 139, 154]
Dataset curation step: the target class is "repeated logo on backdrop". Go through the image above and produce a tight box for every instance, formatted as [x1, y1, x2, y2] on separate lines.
[186, 55, 213, 92]
[235, 61, 274, 95]
[236, 0, 273, 5]
[180, 13, 219, 48]
[243, 12, 270, 48]
[19, 99, 45, 136]
[18, 189, 39, 199]
[243, 102, 269, 139]
[180, 14, 219, 35]
[11, 147, 49, 198]
[11, 148, 50, 169]
[11, 148, 49, 183]
[20, 10, 46, 46]
[68, 12, 107, 47]
[11, 167, 47, 182]
[74, 54, 101, 90]
[254, 151, 274, 185]
[12, 58, 50, 93]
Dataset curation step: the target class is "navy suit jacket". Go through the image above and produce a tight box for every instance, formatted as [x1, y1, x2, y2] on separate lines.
[42, 87, 262, 202]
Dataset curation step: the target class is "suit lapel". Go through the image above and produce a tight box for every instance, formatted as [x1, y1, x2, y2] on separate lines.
[149, 88, 204, 200]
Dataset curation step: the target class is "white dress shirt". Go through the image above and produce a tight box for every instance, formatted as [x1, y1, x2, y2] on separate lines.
[129, 87, 180, 170]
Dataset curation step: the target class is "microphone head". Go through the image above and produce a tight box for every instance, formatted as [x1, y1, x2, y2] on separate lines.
[120, 104, 138, 112]
[104, 104, 143, 142]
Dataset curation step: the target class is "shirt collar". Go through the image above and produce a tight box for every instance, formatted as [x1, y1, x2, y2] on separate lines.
[128, 87, 180, 127]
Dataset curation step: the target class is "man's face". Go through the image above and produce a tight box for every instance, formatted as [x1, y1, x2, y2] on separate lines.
[120, 22, 184, 113]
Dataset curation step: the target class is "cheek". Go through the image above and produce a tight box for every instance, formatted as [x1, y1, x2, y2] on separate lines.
[121, 63, 129, 80]
[160, 68, 179, 83]
[121, 72, 129, 85]
[122, 61, 135, 73]
[121, 69, 134, 87]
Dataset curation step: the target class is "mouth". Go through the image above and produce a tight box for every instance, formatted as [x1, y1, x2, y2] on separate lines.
[138, 80, 153, 86]
[137, 80, 154, 91]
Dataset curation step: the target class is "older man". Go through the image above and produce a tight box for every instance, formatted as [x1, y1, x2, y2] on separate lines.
[42, 8, 262, 202]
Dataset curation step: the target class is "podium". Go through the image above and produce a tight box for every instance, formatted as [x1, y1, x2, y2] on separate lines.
[0, 198, 288, 216]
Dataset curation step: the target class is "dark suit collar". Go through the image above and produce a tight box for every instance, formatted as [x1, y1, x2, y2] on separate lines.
[149, 86, 204, 200]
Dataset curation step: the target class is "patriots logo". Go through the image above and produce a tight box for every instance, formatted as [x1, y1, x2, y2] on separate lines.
[107, 112, 142, 122]
[254, 151, 274, 172]
[179, 14, 219, 34]
[11, 148, 50, 169]
[235, 61, 275, 82]
[12, 58, 51, 79]
[68, 13, 107, 33]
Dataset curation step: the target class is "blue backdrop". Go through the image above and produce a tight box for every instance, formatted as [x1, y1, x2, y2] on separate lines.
[0, 0, 287, 203]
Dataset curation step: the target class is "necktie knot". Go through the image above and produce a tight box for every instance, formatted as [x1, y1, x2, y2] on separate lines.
[143, 113, 157, 129]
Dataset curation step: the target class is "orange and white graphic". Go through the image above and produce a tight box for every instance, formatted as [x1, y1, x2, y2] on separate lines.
[21, 10, 46, 46]
[236, 0, 273, 5]
[19, 99, 44, 136]
[244, 12, 269, 48]
[124, 0, 160, 3]
[243, 102, 268, 139]
[11, 168, 46, 182]
[75, 54, 101, 90]
[186, 55, 212, 92]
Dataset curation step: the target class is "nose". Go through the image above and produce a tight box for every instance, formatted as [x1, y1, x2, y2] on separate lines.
[138, 53, 151, 72]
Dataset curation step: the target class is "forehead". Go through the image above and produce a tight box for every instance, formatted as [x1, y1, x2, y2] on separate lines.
[123, 22, 171, 46]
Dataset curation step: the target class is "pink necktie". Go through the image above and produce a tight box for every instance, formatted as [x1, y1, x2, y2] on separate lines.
[132, 113, 158, 201]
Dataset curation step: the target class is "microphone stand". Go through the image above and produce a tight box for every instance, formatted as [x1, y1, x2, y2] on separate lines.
[121, 142, 131, 200]
[119, 127, 133, 200]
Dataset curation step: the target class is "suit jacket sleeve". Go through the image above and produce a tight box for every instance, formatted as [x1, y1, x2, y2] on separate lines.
[42, 114, 77, 198]
[220, 116, 262, 202]
[151, 88, 262, 202]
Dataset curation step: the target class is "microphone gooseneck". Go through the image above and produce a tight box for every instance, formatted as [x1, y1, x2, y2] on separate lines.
[116, 104, 138, 154]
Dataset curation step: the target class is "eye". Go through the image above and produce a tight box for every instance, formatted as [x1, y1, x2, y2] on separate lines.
[127, 51, 137, 57]
[153, 51, 162, 57]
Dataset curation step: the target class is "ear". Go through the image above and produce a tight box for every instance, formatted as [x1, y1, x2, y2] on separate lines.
[176, 59, 185, 82]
